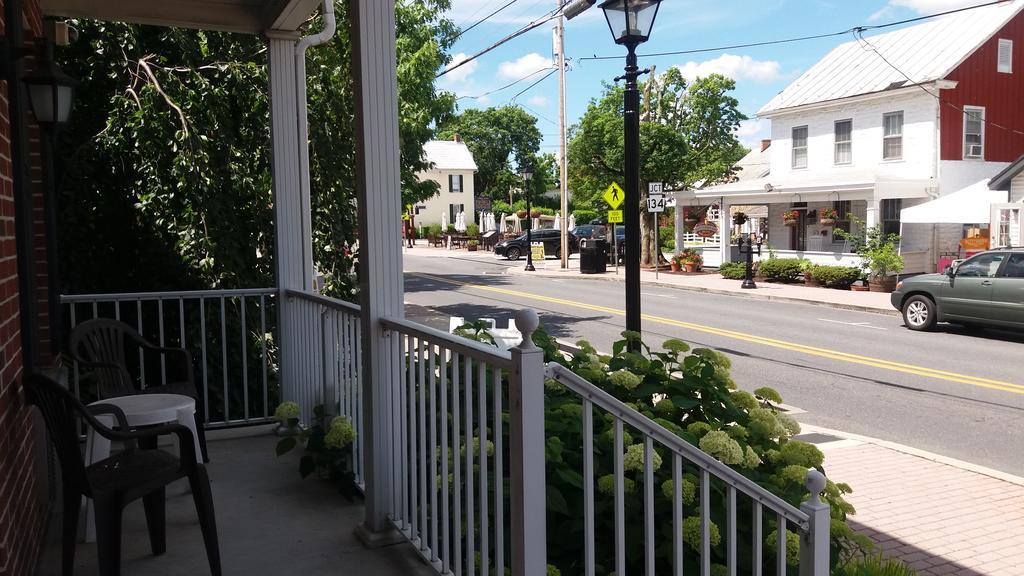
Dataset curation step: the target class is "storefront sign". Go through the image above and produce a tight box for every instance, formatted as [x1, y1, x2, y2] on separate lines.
[959, 237, 989, 251]
[693, 222, 719, 238]
[530, 242, 546, 261]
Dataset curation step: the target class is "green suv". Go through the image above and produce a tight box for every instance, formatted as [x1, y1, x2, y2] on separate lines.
[891, 248, 1024, 331]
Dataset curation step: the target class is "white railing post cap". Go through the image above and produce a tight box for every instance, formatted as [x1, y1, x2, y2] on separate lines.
[513, 309, 539, 350]
[805, 469, 826, 506]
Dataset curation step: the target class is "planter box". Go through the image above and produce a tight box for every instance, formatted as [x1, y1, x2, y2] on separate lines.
[783, 219, 798, 227]
[869, 276, 897, 293]
[804, 274, 822, 288]
[819, 218, 835, 226]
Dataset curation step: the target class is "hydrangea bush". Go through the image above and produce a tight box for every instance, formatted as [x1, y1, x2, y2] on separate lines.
[276, 404, 359, 500]
[537, 330, 869, 575]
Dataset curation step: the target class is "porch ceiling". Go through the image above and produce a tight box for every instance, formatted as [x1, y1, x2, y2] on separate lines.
[40, 0, 320, 34]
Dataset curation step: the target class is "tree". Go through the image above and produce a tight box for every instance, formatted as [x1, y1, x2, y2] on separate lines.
[567, 69, 746, 266]
[437, 105, 542, 201]
[56, 1, 456, 300]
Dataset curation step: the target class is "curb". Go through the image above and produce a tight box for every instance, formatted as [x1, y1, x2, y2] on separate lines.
[801, 423, 1024, 488]
[504, 266, 899, 317]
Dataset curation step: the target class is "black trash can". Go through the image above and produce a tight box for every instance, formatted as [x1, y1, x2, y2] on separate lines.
[580, 238, 607, 274]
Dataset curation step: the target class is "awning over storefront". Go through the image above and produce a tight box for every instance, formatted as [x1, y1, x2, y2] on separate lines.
[900, 180, 1008, 224]
[693, 174, 934, 203]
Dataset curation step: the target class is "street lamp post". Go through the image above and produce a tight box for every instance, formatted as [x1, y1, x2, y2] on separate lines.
[600, 0, 661, 339]
[520, 169, 535, 272]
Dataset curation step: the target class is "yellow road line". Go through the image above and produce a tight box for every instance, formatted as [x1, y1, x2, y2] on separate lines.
[410, 272, 1024, 395]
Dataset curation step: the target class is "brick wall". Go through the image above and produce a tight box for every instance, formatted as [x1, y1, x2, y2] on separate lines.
[0, 0, 48, 574]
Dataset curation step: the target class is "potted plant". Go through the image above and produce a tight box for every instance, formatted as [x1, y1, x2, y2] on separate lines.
[732, 211, 749, 226]
[782, 210, 800, 226]
[466, 222, 480, 238]
[516, 209, 528, 219]
[678, 248, 702, 272]
[834, 216, 904, 293]
[801, 260, 821, 287]
[684, 210, 701, 226]
[467, 239, 480, 252]
[277, 405, 359, 499]
[273, 401, 301, 437]
[819, 207, 839, 226]
[530, 208, 542, 218]
[669, 253, 683, 272]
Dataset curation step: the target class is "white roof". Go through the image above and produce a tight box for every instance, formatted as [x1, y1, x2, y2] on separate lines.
[759, 0, 1024, 115]
[423, 140, 478, 171]
[901, 180, 1008, 224]
[730, 146, 770, 182]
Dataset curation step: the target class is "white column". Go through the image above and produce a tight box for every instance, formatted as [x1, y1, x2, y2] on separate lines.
[866, 195, 882, 231]
[351, 0, 404, 542]
[268, 32, 311, 413]
[719, 199, 732, 264]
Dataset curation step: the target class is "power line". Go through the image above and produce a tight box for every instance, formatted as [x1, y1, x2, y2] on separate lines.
[453, 0, 525, 42]
[456, 66, 556, 100]
[437, 6, 563, 78]
[510, 68, 557, 101]
[577, 0, 1013, 61]
[853, 28, 1024, 140]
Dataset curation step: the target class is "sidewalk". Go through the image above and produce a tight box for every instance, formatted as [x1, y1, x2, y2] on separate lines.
[404, 243, 896, 315]
[797, 425, 1024, 575]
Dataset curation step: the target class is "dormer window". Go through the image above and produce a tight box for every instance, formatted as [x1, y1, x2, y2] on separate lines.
[998, 39, 1013, 74]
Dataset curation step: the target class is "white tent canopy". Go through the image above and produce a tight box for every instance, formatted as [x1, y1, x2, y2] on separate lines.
[900, 180, 1008, 224]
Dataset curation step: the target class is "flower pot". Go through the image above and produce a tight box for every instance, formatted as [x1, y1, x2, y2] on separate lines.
[530, 210, 542, 218]
[467, 245, 478, 252]
[850, 284, 869, 292]
[804, 273, 821, 288]
[869, 276, 898, 293]
[516, 210, 528, 219]
[670, 262, 681, 272]
[783, 219, 798, 227]
[819, 218, 835, 226]
[684, 262, 697, 273]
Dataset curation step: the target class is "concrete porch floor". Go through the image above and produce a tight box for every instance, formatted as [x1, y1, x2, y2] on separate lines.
[39, 434, 436, 576]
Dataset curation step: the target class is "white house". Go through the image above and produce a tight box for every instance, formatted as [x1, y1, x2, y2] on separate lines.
[415, 137, 478, 228]
[689, 0, 1024, 272]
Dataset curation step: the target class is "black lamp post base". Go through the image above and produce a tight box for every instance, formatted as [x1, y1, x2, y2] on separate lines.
[741, 278, 757, 289]
[525, 263, 536, 271]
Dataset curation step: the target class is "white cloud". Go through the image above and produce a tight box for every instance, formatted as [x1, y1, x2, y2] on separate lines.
[498, 53, 553, 80]
[734, 119, 770, 151]
[442, 52, 478, 84]
[890, 0, 991, 12]
[528, 95, 548, 107]
[675, 54, 781, 84]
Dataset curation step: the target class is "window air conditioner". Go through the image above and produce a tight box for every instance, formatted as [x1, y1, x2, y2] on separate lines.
[968, 144, 983, 158]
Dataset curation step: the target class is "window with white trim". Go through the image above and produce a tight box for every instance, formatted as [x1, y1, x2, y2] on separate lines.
[449, 174, 463, 193]
[791, 126, 808, 169]
[834, 119, 852, 165]
[998, 38, 1013, 74]
[964, 106, 985, 159]
[882, 111, 903, 160]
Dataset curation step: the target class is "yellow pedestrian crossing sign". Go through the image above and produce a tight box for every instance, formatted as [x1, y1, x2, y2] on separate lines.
[607, 210, 623, 224]
[603, 183, 625, 209]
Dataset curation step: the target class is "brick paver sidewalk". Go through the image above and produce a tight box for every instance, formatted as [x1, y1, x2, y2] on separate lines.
[808, 428, 1024, 575]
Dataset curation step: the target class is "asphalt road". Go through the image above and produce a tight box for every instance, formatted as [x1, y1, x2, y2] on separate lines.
[402, 252, 1024, 475]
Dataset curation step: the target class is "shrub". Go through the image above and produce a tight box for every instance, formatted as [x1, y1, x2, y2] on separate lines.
[834, 553, 918, 576]
[809, 265, 862, 289]
[427, 223, 442, 237]
[537, 331, 867, 574]
[660, 225, 675, 251]
[573, 209, 598, 224]
[758, 258, 804, 282]
[719, 261, 747, 280]
[466, 222, 480, 237]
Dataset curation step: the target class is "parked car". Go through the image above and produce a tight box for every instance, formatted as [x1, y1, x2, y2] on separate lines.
[571, 224, 606, 240]
[495, 229, 579, 261]
[891, 248, 1024, 331]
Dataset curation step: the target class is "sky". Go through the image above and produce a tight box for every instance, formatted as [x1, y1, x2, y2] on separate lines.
[437, 0, 1003, 156]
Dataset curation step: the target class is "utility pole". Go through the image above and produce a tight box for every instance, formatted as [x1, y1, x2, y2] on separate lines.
[555, 4, 569, 269]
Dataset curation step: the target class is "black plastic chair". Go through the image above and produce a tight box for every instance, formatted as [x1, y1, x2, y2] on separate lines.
[68, 318, 209, 462]
[25, 372, 222, 576]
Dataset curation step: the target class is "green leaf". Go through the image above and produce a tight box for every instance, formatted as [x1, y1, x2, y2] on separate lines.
[275, 436, 297, 456]
[555, 467, 585, 490]
[669, 396, 701, 411]
[546, 485, 569, 516]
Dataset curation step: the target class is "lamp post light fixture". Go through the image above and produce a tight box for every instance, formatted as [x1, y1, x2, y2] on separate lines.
[520, 169, 535, 272]
[599, 0, 661, 340]
[23, 37, 77, 355]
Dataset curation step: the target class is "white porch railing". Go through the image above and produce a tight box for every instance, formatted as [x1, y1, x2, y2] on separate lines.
[285, 290, 364, 486]
[62, 288, 278, 428]
[544, 363, 829, 576]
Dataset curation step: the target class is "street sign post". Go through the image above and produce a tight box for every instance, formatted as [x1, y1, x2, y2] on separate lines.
[649, 183, 664, 278]
[603, 183, 625, 210]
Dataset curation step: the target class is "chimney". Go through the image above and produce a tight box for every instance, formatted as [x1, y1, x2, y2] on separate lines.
[453, 133, 461, 143]
[760, 139, 771, 152]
